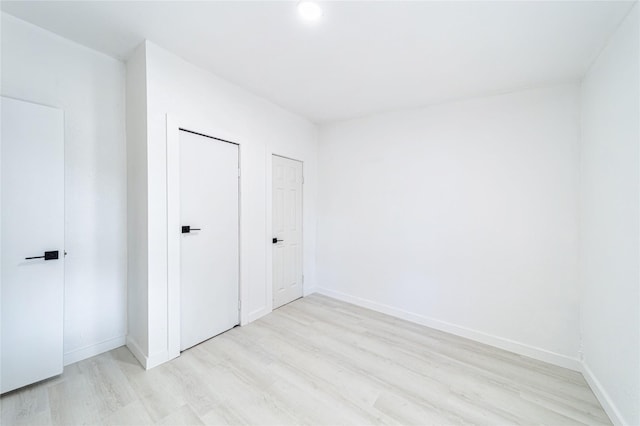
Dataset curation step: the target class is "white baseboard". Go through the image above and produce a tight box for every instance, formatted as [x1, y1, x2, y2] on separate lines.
[126, 335, 172, 370]
[125, 335, 148, 369]
[146, 350, 170, 370]
[248, 306, 269, 323]
[581, 361, 627, 426]
[63, 335, 126, 366]
[315, 287, 581, 372]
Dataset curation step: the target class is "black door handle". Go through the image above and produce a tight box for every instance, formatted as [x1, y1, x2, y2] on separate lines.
[26, 250, 59, 260]
[182, 226, 201, 234]
[272, 238, 284, 244]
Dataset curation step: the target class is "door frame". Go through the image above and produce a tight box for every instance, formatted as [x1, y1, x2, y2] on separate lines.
[266, 154, 304, 312]
[166, 115, 243, 360]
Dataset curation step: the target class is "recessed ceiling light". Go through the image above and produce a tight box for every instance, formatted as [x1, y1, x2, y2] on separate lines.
[298, 1, 323, 21]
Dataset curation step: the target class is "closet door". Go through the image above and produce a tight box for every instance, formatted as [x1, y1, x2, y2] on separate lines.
[1, 97, 65, 393]
[179, 130, 239, 351]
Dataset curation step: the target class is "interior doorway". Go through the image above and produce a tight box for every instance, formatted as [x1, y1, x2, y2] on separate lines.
[1, 97, 65, 393]
[179, 129, 240, 351]
[272, 154, 304, 309]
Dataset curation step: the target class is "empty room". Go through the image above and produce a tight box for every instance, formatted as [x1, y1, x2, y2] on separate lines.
[1, 1, 638, 425]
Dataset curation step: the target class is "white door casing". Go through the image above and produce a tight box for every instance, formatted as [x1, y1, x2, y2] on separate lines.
[272, 155, 303, 309]
[179, 130, 239, 351]
[1, 97, 64, 393]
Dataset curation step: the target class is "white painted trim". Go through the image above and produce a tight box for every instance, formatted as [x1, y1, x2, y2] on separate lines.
[265, 150, 275, 316]
[166, 114, 246, 361]
[166, 115, 181, 362]
[126, 335, 148, 369]
[126, 336, 169, 370]
[63, 335, 126, 366]
[248, 307, 269, 323]
[315, 287, 582, 372]
[147, 350, 170, 370]
[581, 361, 627, 426]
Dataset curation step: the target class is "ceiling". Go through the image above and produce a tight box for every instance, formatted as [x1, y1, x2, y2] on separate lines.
[1, 1, 635, 123]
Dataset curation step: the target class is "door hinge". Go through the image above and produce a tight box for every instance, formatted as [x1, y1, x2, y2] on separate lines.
[238, 168, 241, 178]
[302, 275, 305, 283]
[302, 175, 304, 184]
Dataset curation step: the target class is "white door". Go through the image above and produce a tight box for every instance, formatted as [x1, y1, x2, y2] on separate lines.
[180, 130, 239, 351]
[1, 97, 64, 394]
[272, 155, 303, 309]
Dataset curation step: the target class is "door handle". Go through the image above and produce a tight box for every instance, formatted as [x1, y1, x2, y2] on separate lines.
[25, 250, 59, 260]
[272, 238, 284, 244]
[182, 226, 201, 234]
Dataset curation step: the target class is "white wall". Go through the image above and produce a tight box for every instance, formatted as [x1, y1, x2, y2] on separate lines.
[126, 41, 318, 367]
[317, 84, 581, 368]
[1, 13, 127, 364]
[579, 5, 639, 426]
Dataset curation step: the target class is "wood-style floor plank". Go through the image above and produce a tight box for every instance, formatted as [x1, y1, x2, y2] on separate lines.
[1, 294, 611, 425]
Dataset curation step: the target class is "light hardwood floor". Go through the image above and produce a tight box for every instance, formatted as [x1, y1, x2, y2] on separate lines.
[2, 294, 611, 425]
